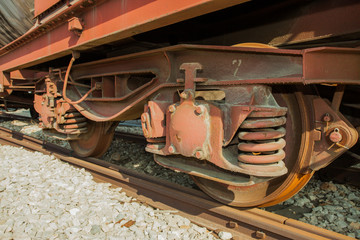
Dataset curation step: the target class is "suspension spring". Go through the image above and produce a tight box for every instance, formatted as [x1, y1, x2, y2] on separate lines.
[57, 110, 88, 134]
[238, 111, 287, 165]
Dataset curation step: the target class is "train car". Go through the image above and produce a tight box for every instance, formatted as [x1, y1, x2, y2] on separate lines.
[0, 0, 359, 207]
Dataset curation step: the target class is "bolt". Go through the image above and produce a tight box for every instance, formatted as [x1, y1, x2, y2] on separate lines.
[323, 113, 331, 122]
[195, 106, 204, 115]
[227, 221, 238, 228]
[195, 150, 204, 159]
[168, 145, 176, 154]
[329, 128, 342, 143]
[180, 91, 188, 99]
[168, 105, 176, 113]
[255, 231, 266, 239]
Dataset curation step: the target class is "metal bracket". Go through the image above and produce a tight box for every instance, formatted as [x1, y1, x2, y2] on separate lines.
[68, 17, 84, 36]
[176, 63, 207, 101]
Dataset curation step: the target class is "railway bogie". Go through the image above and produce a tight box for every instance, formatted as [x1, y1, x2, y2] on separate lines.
[0, 0, 359, 207]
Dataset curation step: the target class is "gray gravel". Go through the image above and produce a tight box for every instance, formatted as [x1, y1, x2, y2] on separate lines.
[103, 138, 196, 188]
[1, 109, 359, 238]
[268, 179, 360, 238]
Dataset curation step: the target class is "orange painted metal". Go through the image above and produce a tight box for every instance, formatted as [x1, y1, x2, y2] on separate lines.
[309, 97, 359, 171]
[34, 0, 62, 17]
[0, 0, 249, 88]
[143, 62, 289, 178]
[61, 45, 360, 122]
[211, 0, 360, 48]
[0, 0, 359, 208]
[141, 101, 169, 139]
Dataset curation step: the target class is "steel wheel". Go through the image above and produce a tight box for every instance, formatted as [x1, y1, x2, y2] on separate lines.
[70, 121, 116, 158]
[192, 89, 314, 207]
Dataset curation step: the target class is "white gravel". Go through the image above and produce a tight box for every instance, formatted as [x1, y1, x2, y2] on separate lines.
[0, 145, 219, 239]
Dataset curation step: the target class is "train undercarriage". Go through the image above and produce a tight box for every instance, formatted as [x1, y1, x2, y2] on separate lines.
[0, 0, 359, 207]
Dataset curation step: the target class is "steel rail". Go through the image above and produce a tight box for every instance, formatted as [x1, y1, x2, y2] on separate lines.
[113, 131, 146, 144]
[0, 126, 352, 240]
[0, 111, 33, 121]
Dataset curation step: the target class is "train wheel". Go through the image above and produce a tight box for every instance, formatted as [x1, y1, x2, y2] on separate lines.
[192, 89, 314, 207]
[69, 121, 116, 158]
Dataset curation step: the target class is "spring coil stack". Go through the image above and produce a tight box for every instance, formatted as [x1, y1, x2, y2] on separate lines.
[56, 110, 88, 135]
[238, 110, 287, 166]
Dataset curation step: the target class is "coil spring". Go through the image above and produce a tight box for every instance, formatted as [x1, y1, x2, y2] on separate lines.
[58, 110, 88, 134]
[238, 111, 287, 165]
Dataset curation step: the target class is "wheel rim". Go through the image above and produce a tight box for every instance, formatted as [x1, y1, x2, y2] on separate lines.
[69, 121, 116, 158]
[192, 89, 314, 207]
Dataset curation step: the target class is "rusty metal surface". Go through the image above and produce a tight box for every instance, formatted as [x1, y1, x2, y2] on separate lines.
[25, 44, 359, 207]
[0, 126, 352, 240]
[191, 0, 360, 48]
[144, 63, 289, 178]
[310, 97, 358, 171]
[59, 45, 360, 122]
[268, 0, 360, 47]
[303, 47, 360, 84]
[175, 90, 316, 207]
[34, 0, 62, 18]
[0, 0, 34, 47]
[69, 121, 118, 157]
[0, 0, 249, 73]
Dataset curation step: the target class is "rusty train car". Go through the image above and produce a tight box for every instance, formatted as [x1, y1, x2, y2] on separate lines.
[0, 0, 359, 207]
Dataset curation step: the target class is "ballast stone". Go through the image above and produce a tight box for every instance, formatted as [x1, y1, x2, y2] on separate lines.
[218, 231, 233, 240]
[0, 145, 218, 239]
[1, 113, 359, 237]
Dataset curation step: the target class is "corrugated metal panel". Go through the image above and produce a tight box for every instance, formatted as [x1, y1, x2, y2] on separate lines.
[0, 0, 34, 47]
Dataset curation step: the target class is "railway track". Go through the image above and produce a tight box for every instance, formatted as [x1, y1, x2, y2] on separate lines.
[0, 125, 353, 240]
[1, 111, 359, 188]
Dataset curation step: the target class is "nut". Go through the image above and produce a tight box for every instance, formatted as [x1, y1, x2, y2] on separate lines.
[168, 105, 176, 113]
[195, 150, 204, 159]
[323, 113, 331, 122]
[329, 128, 342, 143]
[180, 91, 188, 99]
[255, 231, 266, 239]
[168, 145, 176, 154]
[195, 106, 204, 115]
